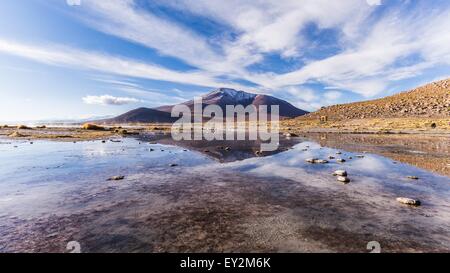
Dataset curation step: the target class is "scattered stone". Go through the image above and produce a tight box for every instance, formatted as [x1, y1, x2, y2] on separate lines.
[225, 147, 231, 151]
[204, 150, 210, 153]
[149, 149, 154, 152]
[430, 123, 437, 129]
[255, 151, 262, 156]
[115, 129, 129, 134]
[337, 176, 350, 183]
[336, 151, 342, 155]
[348, 157, 353, 160]
[328, 156, 335, 159]
[337, 159, 346, 163]
[407, 176, 419, 180]
[107, 176, 125, 181]
[170, 164, 178, 167]
[356, 155, 365, 158]
[36, 125, 47, 129]
[333, 170, 348, 177]
[102, 140, 106, 143]
[396, 197, 421, 206]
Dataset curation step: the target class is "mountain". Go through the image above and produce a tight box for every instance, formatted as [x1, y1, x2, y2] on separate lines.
[97, 108, 178, 124]
[100, 88, 308, 124]
[156, 88, 308, 117]
[301, 78, 450, 121]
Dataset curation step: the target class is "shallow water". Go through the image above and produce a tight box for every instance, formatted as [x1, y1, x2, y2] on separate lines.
[0, 135, 449, 253]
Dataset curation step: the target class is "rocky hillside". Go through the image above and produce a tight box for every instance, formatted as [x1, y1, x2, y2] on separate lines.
[302, 78, 450, 121]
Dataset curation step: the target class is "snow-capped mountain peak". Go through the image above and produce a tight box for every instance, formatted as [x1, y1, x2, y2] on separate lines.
[205, 88, 257, 103]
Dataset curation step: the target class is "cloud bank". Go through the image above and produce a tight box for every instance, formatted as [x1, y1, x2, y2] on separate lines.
[82, 95, 140, 106]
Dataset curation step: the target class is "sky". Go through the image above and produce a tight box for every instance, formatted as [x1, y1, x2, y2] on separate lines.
[0, 0, 449, 122]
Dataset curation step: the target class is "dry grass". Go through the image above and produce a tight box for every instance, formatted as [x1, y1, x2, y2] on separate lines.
[8, 131, 27, 138]
[17, 125, 32, 130]
[82, 123, 106, 131]
[282, 117, 450, 134]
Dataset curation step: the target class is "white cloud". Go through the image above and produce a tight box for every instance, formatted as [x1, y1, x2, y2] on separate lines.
[366, 0, 382, 6]
[265, 4, 450, 96]
[66, 0, 81, 6]
[82, 95, 140, 106]
[286, 87, 318, 102]
[78, 0, 224, 72]
[0, 39, 254, 91]
[323, 91, 342, 101]
[1, 0, 449, 110]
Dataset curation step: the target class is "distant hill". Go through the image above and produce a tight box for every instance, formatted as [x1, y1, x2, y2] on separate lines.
[301, 78, 450, 121]
[99, 88, 308, 124]
[97, 108, 178, 124]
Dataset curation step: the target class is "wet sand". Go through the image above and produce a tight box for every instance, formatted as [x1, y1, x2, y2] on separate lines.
[0, 135, 449, 253]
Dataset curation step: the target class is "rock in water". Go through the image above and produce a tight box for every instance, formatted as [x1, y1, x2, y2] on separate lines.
[170, 164, 178, 167]
[284, 133, 298, 137]
[337, 176, 350, 183]
[396, 197, 421, 206]
[306, 158, 318, 163]
[107, 176, 125, 181]
[316, 159, 329, 164]
[407, 176, 419, 180]
[337, 159, 346, 163]
[333, 170, 348, 177]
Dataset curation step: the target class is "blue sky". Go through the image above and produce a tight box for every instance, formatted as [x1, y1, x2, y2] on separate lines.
[0, 0, 449, 121]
